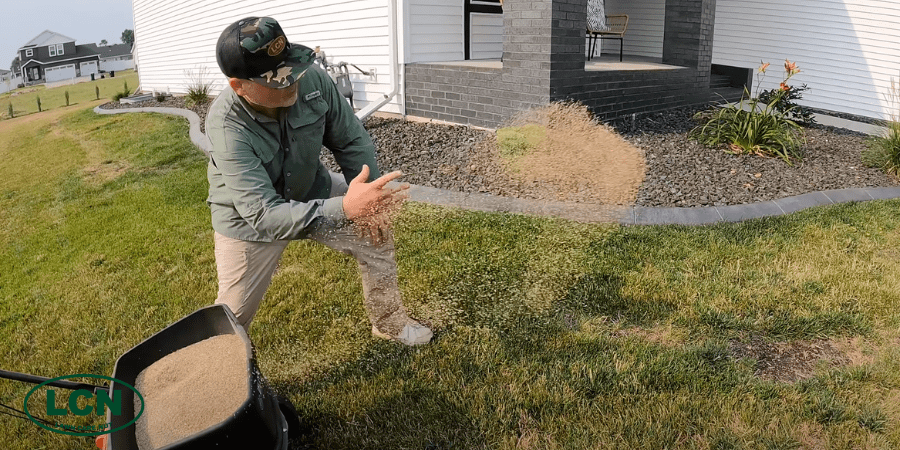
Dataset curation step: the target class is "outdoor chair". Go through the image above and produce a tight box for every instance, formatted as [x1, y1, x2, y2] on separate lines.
[587, 14, 629, 62]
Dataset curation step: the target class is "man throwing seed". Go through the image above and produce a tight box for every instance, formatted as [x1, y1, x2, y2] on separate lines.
[205, 16, 432, 345]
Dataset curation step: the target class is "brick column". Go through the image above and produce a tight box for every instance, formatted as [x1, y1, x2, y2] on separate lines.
[501, 0, 553, 108]
[548, 0, 587, 99]
[662, 0, 716, 89]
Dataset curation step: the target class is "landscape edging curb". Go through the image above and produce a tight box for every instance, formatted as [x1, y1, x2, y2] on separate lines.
[93, 105, 900, 225]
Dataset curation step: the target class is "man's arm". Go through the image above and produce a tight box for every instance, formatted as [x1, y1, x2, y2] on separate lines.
[210, 130, 345, 241]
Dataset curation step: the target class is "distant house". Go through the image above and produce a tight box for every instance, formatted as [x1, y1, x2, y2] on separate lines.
[17, 30, 101, 85]
[84, 43, 134, 72]
[0, 69, 11, 82]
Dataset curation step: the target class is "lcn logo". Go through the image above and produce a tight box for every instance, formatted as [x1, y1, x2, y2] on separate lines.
[24, 374, 144, 436]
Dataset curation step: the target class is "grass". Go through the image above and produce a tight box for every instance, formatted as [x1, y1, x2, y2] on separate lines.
[2, 104, 900, 449]
[496, 124, 545, 161]
[1, 70, 139, 119]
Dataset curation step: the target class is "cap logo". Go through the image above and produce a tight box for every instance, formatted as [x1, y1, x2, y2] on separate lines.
[268, 36, 286, 57]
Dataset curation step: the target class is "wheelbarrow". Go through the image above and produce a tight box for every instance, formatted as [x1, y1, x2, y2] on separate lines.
[0, 305, 302, 450]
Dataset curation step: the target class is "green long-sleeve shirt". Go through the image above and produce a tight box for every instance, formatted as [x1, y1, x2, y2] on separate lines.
[205, 65, 380, 242]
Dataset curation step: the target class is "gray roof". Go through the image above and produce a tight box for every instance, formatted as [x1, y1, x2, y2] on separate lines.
[20, 30, 75, 49]
[83, 43, 132, 59]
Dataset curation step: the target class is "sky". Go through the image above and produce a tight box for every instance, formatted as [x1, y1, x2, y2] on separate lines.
[3, 0, 134, 72]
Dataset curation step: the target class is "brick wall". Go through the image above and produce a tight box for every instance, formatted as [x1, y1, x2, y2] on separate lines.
[404, 0, 716, 128]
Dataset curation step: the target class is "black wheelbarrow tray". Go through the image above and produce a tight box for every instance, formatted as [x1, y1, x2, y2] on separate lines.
[0, 304, 301, 450]
[104, 304, 299, 450]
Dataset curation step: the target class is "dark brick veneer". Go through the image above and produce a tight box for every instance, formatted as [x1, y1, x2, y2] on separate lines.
[404, 0, 716, 128]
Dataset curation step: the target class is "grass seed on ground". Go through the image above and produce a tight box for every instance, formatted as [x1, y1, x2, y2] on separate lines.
[496, 102, 646, 205]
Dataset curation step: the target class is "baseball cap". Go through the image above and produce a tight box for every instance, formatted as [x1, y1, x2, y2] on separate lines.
[216, 17, 315, 89]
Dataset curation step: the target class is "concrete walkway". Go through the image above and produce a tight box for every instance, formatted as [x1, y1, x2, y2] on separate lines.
[94, 105, 900, 226]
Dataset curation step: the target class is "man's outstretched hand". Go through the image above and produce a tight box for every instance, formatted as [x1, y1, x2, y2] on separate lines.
[342, 165, 409, 244]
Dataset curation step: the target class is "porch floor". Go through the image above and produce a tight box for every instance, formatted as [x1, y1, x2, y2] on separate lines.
[427, 55, 684, 71]
[584, 54, 685, 71]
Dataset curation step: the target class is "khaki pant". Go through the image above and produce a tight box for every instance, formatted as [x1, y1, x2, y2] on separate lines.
[214, 172, 410, 335]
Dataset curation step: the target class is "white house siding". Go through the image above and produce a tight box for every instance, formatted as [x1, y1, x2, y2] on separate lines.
[469, 13, 503, 60]
[588, 0, 665, 59]
[406, 0, 463, 62]
[132, 0, 400, 113]
[713, 0, 900, 120]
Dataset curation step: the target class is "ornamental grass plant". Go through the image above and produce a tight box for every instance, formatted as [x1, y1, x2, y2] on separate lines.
[863, 75, 900, 176]
[692, 60, 806, 164]
[184, 67, 214, 107]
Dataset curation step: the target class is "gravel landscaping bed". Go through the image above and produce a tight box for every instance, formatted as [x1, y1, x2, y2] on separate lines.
[100, 98, 898, 208]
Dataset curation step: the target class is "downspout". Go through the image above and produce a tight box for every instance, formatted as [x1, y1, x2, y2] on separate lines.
[355, 0, 400, 120]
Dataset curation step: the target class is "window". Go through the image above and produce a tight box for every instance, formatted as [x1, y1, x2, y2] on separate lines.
[25, 49, 33, 57]
[48, 44, 63, 57]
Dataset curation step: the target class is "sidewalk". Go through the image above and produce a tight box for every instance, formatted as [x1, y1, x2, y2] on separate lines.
[813, 112, 887, 136]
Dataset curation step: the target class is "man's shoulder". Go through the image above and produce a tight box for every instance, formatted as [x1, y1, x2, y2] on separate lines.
[296, 65, 335, 100]
[207, 87, 250, 133]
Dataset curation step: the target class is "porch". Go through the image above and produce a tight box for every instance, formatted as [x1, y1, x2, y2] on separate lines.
[404, 0, 724, 129]
[418, 55, 686, 72]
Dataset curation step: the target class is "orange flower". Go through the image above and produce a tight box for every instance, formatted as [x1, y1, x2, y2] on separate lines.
[784, 59, 799, 75]
[758, 62, 770, 73]
[780, 82, 790, 91]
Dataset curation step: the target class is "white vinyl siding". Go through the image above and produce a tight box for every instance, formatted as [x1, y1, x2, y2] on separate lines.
[596, 0, 664, 59]
[133, 0, 400, 113]
[713, 0, 900, 120]
[407, 0, 463, 62]
[469, 12, 502, 60]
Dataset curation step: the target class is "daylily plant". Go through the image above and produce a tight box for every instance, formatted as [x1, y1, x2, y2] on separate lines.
[691, 58, 806, 164]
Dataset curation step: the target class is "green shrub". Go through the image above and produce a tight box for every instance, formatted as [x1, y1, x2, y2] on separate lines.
[7, 103, 12, 119]
[184, 67, 214, 107]
[758, 83, 816, 126]
[111, 89, 132, 102]
[95, 85, 100, 100]
[36, 95, 41, 112]
[65, 90, 70, 106]
[692, 97, 803, 164]
[862, 121, 900, 176]
[692, 60, 806, 164]
[863, 75, 900, 176]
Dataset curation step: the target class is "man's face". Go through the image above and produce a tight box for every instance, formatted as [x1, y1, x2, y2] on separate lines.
[233, 78, 299, 109]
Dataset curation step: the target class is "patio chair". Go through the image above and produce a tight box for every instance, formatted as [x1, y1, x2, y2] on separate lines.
[587, 14, 629, 62]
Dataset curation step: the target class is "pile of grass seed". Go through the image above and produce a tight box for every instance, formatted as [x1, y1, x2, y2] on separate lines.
[134, 334, 248, 449]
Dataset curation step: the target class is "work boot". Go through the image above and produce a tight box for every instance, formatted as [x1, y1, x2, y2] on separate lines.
[372, 320, 433, 346]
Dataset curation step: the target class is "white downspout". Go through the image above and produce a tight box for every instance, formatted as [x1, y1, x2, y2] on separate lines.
[355, 0, 400, 120]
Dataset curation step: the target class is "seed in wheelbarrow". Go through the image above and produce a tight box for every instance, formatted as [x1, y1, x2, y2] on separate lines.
[133, 334, 248, 450]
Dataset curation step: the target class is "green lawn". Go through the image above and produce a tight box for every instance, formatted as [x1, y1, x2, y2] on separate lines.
[1, 104, 900, 449]
[1, 70, 138, 118]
